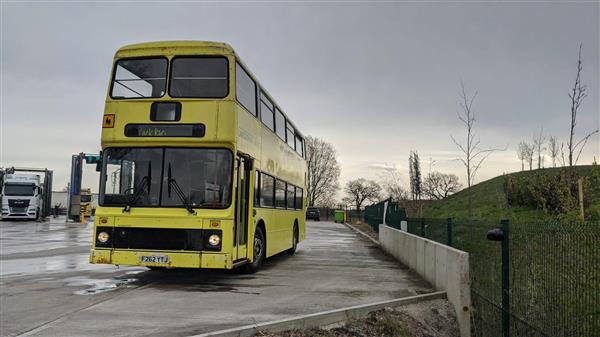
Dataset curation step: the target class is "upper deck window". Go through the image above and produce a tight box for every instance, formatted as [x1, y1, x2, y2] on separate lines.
[111, 58, 167, 99]
[286, 122, 295, 149]
[260, 92, 275, 131]
[295, 135, 304, 157]
[236, 63, 257, 116]
[275, 108, 286, 141]
[169, 57, 228, 98]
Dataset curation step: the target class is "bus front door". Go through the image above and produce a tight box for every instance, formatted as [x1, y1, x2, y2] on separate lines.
[233, 156, 251, 262]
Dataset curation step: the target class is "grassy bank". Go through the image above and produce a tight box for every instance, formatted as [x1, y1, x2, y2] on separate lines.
[423, 165, 599, 221]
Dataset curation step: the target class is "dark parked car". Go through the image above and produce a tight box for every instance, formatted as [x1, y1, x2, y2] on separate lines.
[306, 207, 320, 221]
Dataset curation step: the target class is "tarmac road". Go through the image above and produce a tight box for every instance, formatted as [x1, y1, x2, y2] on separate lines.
[0, 217, 432, 337]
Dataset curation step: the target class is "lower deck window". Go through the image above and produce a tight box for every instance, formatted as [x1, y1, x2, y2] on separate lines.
[286, 184, 295, 209]
[295, 187, 303, 210]
[260, 174, 275, 207]
[275, 180, 286, 208]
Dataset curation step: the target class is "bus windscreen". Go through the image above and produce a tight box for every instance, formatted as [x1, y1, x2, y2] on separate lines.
[101, 148, 232, 209]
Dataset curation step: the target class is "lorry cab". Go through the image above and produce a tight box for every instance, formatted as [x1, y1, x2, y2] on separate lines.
[80, 188, 93, 218]
[1, 174, 43, 220]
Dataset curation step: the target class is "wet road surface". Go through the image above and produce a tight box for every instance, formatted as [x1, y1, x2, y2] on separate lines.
[1, 217, 432, 337]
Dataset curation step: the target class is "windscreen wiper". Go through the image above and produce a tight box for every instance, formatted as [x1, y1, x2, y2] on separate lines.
[123, 163, 152, 212]
[167, 163, 196, 215]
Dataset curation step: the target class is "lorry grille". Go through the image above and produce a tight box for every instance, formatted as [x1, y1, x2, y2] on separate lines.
[10, 207, 28, 214]
[8, 199, 30, 208]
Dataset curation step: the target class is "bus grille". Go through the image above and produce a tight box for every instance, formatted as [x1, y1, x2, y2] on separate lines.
[97, 227, 205, 251]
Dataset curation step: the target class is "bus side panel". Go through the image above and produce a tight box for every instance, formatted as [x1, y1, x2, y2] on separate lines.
[274, 208, 292, 252]
[255, 208, 274, 258]
[298, 210, 306, 242]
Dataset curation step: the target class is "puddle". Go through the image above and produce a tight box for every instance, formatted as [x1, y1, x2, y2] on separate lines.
[65, 276, 138, 295]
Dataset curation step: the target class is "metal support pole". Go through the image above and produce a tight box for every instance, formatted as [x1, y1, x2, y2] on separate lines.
[446, 218, 453, 247]
[501, 219, 510, 337]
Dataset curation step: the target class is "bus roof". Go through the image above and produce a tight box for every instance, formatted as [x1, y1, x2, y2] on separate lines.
[116, 41, 235, 58]
[114, 40, 304, 139]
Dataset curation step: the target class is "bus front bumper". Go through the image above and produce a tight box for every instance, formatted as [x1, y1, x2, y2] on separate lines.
[90, 249, 233, 269]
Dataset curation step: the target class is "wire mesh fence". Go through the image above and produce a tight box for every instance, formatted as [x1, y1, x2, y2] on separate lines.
[366, 200, 600, 337]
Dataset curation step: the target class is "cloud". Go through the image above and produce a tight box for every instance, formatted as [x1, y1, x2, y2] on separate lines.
[1, 2, 598, 193]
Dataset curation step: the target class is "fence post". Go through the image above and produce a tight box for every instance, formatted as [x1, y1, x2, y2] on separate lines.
[446, 218, 453, 247]
[420, 217, 425, 237]
[501, 219, 510, 337]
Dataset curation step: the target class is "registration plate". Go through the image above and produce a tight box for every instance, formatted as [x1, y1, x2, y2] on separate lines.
[139, 254, 170, 264]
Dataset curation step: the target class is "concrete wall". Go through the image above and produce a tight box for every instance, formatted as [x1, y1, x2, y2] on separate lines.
[379, 224, 471, 337]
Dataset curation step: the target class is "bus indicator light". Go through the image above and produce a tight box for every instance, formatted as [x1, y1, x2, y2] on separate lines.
[210, 220, 220, 228]
[103, 114, 115, 128]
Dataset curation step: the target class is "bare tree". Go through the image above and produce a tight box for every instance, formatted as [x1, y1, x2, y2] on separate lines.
[305, 136, 341, 207]
[533, 127, 546, 169]
[451, 82, 503, 217]
[379, 167, 409, 201]
[559, 142, 567, 167]
[548, 136, 560, 167]
[567, 44, 599, 167]
[525, 142, 535, 170]
[517, 141, 529, 171]
[344, 178, 382, 215]
[423, 171, 462, 200]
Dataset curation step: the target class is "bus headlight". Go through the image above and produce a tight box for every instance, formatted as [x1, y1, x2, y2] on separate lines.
[208, 234, 221, 246]
[97, 231, 110, 243]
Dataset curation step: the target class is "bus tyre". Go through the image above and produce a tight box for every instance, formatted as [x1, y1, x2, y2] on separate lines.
[245, 226, 265, 274]
[286, 224, 298, 255]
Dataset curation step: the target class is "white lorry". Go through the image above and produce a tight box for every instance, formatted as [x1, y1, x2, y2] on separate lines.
[1, 174, 44, 220]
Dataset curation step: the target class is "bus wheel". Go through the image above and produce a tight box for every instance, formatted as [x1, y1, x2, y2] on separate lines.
[286, 224, 298, 255]
[245, 226, 265, 274]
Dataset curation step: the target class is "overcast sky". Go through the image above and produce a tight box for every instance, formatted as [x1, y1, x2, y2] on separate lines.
[1, 1, 599, 194]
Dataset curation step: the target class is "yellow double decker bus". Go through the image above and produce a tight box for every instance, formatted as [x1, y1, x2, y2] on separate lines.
[90, 41, 307, 273]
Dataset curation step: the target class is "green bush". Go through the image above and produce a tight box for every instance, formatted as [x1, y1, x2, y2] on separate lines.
[504, 168, 583, 219]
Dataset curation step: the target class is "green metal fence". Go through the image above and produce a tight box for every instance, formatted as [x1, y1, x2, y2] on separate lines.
[316, 207, 361, 222]
[366, 200, 600, 337]
[364, 199, 407, 232]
